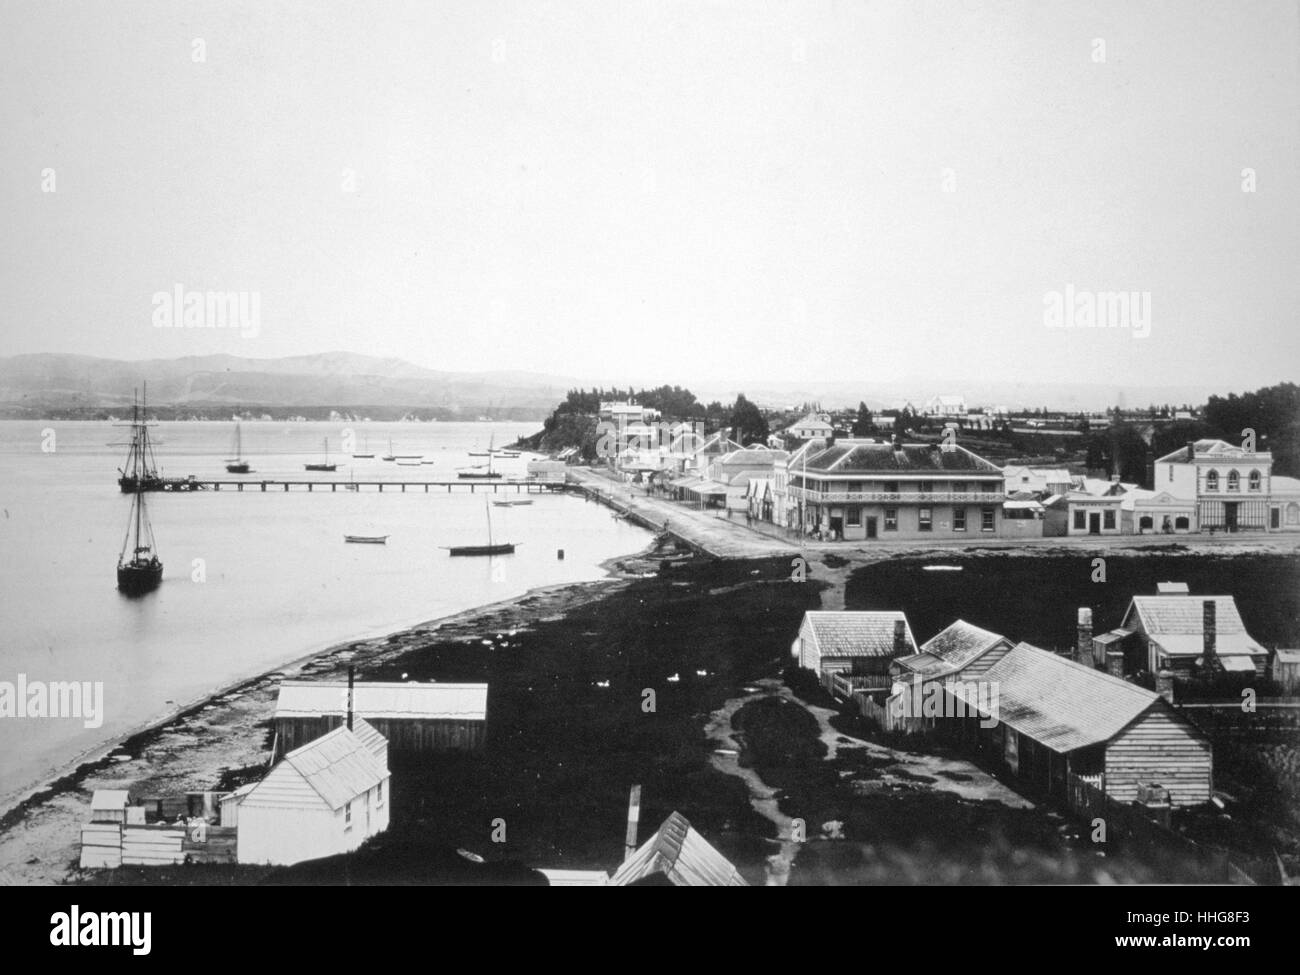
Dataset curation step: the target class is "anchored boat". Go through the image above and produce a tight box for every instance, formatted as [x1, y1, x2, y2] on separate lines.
[304, 437, 338, 472]
[445, 497, 516, 556]
[225, 420, 252, 474]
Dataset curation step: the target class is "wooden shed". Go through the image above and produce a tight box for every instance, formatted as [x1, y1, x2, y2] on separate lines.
[946, 643, 1213, 808]
[892, 619, 1014, 682]
[89, 789, 129, 824]
[235, 718, 390, 866]
[1272, 649, 1300, 694]
[272, 680, 488, 759]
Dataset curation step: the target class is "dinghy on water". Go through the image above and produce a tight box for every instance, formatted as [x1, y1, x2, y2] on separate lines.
[345, 535, 389, 544]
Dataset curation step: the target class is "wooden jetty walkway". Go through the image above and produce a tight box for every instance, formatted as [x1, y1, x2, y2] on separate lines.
[155, 478, 563, 494]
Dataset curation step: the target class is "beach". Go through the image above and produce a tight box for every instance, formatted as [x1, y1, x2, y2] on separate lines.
[2, 493, 1297, 886]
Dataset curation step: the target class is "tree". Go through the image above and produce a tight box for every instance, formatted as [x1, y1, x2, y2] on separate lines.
[851, 401, 874, 437]
[893, 408, 914, 438]
[728, 393, 769, 446]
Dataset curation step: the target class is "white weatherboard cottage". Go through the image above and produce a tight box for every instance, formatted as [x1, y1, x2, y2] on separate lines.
[234, 718, 390, 866]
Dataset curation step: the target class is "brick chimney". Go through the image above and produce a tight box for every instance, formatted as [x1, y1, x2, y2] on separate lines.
[1186, 441, 1195, 462]
[1155, 669, 1175, 705]
[893, 619, 908, 656]
[1076, 608, 1093, 662]
[1203, 600, 1217, 665]
[1105, 650, 1124, 678]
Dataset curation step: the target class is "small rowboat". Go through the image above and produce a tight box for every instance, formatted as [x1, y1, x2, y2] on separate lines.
[345, 535, 389, 544]
[445, 542, 516, 556]
[492, 499, 533, 507]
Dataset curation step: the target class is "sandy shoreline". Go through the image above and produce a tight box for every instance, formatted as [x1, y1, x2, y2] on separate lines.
[0, 540, 662, 885]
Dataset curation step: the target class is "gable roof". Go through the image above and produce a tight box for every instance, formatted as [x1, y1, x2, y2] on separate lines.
[609, 812, 748, 886]
[802, 611, 917, 658]
[803, 441, 1001, 475]
[920, 620, 1009, 672]
[1123, 596, 1266, 658]
[275, 681, 488, 722]
[272, 725, 389, 810]
[951, 643, 1166, 752]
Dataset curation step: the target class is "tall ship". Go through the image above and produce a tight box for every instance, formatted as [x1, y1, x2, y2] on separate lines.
[117, 389, 164, 594]
[115, 385, 164, 492]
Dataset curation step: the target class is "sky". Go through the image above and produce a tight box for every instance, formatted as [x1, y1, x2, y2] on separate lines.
[1, 0, 1297, 392]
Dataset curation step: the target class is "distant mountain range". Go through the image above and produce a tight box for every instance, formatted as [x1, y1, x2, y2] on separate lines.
[0, 352, 580, 415]
[0, 351, 1252, 417]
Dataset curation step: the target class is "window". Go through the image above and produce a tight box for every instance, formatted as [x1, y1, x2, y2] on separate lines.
[918, 480, 933, 493]
[1168, 465, 1174, 482]
[1249, 470, 1261, 492]
[918, 507, 933, 531]
[1227, 470, 1240, 492]
[1074, 509, 1087, 530]
[953, 507, 966, 531]
[1139, 515, 1153, 531]
[884, 508, 898, 531]
[982, 507, 995, 531]
[847, 507, 861, 527]
[1206, 470, 1219, 491]
[952, 481, 967, 494]
[377, 781, 384, 804]
[1175, 515, 1191, 530]
[1103, 509, 1116, 530]
[884, 481, 899, 494]
[345, 801, 353, 829]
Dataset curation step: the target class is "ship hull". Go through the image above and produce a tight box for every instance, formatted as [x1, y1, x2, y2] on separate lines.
[117, 559, 163, 594]
[446, 543, 515, 556]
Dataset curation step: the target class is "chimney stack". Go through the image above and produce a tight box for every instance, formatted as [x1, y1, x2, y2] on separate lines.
[346, 665, 355, 731]
[1186, 441, 1195, 462]
[1076, 608, 1093, 662]
[894, 619, 908, 656]
[1203, 600, 1217, 665]
[1105, 651, 1124, 678]
[1155, 669, 1175, 705]
[623, 784, 642, 862]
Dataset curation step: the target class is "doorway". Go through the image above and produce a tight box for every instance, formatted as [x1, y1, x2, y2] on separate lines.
[1225, 502, 1238, 533]
[866, 516, 878, 539]
[1089, 512, 1101, 534]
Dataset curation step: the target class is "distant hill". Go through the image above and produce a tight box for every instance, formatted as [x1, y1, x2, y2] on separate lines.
[0, 352, 579, 415]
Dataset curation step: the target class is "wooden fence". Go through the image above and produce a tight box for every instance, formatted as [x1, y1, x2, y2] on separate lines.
[79, 823, 237, 869]
[1065, 772, 1252, 883]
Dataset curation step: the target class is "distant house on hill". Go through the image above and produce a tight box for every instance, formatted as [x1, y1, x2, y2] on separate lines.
[784, 412, 834, 441]
[923, 394, 967, 417]
[235, 718, 391, 866]
[609, 812, 748, 886]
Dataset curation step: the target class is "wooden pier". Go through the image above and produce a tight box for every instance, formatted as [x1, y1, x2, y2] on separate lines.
[157, 478, 563, 494]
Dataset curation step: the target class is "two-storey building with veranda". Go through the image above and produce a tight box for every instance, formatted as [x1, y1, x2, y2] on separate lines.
[787, 438, 1007, 540]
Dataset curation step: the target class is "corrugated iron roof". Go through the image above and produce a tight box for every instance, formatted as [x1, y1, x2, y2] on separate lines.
[804, 611, 917, 658]
[275, 680, 488, 721]
[279, 725, 388, 810]
[950, 643, 1162, 753]
[91, 790, 129, 810]
[609, 812, 748, 886]
[1273, 649, 1300, 664]
[1126, 596, 1266, 658]
[921, 620, 1007, 671]
[804, 441, 1001, 474]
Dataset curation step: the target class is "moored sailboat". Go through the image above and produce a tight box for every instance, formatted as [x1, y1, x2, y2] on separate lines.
[304, 437, 338, 472]
[445, 496, 516, 556]
[225, 420, 252, 473]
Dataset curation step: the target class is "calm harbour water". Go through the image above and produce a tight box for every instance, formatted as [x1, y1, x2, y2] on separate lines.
[0, 420, 648, 812]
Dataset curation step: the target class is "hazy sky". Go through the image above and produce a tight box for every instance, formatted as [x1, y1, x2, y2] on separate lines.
[1, 1, 1297, 390]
